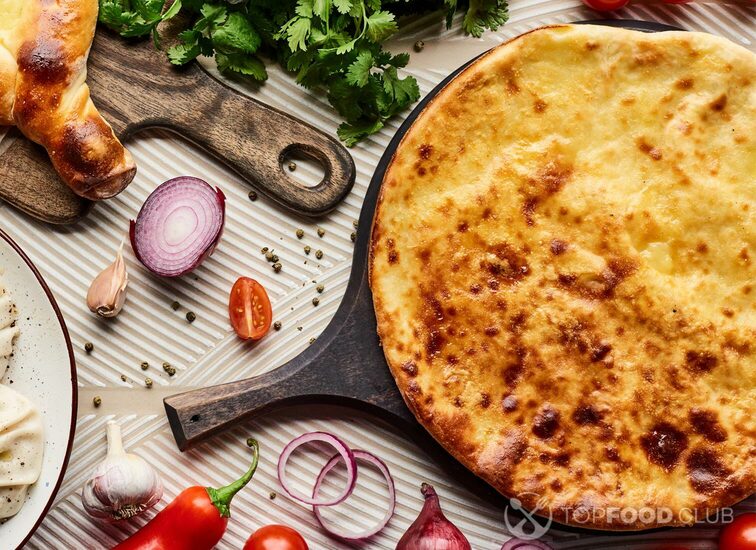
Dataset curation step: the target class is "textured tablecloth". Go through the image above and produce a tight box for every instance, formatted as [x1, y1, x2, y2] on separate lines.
[0, 1, 753, 548]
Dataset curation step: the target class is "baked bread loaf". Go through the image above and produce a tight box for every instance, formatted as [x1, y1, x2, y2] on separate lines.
[371, 25, 755, 530]
[0, 0, 135, 199]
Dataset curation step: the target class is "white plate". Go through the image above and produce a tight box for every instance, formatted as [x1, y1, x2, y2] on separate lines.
[0, 227, 76, 549]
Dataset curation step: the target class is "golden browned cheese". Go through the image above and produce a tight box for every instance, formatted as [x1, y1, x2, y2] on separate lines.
[370, 25, 755, 530]
[0, 0, 135, 199]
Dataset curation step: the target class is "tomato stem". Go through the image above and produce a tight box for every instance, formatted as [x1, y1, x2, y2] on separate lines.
[206, 439, 260, 518]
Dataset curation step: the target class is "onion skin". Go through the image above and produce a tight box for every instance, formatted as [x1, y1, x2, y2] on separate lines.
[397, 483, 471, 550]
[130, 177, 226, 278]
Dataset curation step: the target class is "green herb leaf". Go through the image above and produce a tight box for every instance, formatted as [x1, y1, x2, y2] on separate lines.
[216, 53, 268, 80]
[346, 50, 373, 87]
[365, 11, 397, 42]
[212, 12, 262, 54]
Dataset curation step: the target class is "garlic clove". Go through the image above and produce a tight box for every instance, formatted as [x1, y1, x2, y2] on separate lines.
[82, 422, 163, 522]
[87, 241, 128, 318]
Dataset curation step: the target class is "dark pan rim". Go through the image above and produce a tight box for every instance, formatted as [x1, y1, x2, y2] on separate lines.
[0, 226, 78, 550]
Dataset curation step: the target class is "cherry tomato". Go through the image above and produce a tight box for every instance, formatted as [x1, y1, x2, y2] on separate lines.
[720, 513, 756, 550]
[244, 525, 309, 550]
[582, 0, 630, 10]
[229, 277, 272, 340]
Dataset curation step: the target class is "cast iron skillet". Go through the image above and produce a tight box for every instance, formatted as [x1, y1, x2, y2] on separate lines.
[164, 19, 683, 529]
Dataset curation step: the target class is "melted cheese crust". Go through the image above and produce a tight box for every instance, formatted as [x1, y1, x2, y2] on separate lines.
[370, 25, 755, 530]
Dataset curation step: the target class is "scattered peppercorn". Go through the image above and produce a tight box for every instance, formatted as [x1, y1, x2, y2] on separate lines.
[163, 362, 176, 376]
[312, 297, 320, 306]
[316, 284, 324, 293]
[414, 40, 425, 52]
[186, 311, 196, 323]
[269, 492, 277, 500]
[145, 378, 153, 388]
[171, 301, 180, 311]
[270, 254, 279, 263]
[120, 374, 127, 382]
[273, 321, 282, 331]
[315, 250, 323, 259]
[261, 247, 269, 254]
[353, 220, 359, 228]
[297, 326, 303, 331]
[265, 251, 274, 262]
[248, 190, 258, 201]
[304, 245, 311, 255]
[288, 162, 297, 172]
[93, 396, 102, 408]
[317, 228, 325, 238]
[350, 232, 356, 242]
[296, 229, 304, 239]
[84, 342, 94, 354]
[273, 262, 282, 273]
[309, 337, 316, 344]
[140, 361, 149, 371]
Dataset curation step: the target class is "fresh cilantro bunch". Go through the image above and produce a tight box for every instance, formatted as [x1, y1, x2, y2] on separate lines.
[97, 0, 509, 145]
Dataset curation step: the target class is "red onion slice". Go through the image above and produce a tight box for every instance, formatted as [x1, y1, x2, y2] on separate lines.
[313, 450, 396, 541]
[277, 432, 357, 506]
[501, 539, 553, 550]
[130, 176, 226, 277]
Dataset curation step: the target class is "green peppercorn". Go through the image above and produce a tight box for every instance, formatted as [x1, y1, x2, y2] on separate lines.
[186, 311, 196, 323]
[93, 396, 102, 408]
[317, 228, 325, 238]
[145, 378, 153, 388]
[316, 284, 324, 293]
[304, 245, 311, 255]
[84, 342, 94, 353]
[162, 362, 176, 376]
[312, 297, 320, 306]
[248, 190, 258, 201]
[273, 321, 282, 331]
[273, 262, 282, 273]
[247, 437, 257, 447]
[315, 250, 323, 259]
[140, 361, 149, 371]
[296, 229, 304, 239]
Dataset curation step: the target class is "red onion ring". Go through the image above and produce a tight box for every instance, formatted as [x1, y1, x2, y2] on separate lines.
[501, 539, 553, 550]
[312, 450, 396, 541]
[130, 176, 226, 277]
[277, 432, 357, 506]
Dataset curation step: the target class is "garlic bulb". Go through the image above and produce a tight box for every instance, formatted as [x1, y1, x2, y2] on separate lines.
[87, 241, 128, 318]
[82, 421, 163, 521]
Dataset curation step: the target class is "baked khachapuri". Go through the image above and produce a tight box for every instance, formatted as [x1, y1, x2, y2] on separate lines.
[0, 0, 135, 199]
[370, 25, 755, 530]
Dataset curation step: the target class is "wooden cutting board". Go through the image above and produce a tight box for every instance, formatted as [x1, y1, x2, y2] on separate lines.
[0, 29, 355, 224]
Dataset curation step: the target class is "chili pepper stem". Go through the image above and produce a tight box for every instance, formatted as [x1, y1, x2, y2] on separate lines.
[206, 439, 260, 518]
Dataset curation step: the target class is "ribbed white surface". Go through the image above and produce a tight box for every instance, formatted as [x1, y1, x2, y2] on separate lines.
[0, 2, 753, 548]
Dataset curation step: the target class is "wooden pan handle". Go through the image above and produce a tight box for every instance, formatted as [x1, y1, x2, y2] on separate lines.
[136, 76, 356, 217]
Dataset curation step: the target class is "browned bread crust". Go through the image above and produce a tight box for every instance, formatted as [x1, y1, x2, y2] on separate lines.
[370, 25, 755, 530]
[2, 0, 135, 200]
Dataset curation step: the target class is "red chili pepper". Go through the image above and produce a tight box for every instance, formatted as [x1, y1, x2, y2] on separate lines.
[113, 439, 260, 550]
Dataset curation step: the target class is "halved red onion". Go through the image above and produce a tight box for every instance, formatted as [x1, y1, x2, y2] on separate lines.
[313, 450, 396, 541]
[277, 432, 357, 506]
[130, 177, 225, 277]
[501, 539, 553, 550]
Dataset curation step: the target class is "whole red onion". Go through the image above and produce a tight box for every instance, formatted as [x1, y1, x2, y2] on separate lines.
[397, 483, 471, 550]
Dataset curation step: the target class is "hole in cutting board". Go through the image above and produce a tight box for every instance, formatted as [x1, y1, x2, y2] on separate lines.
[280, 147, 325, 188]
